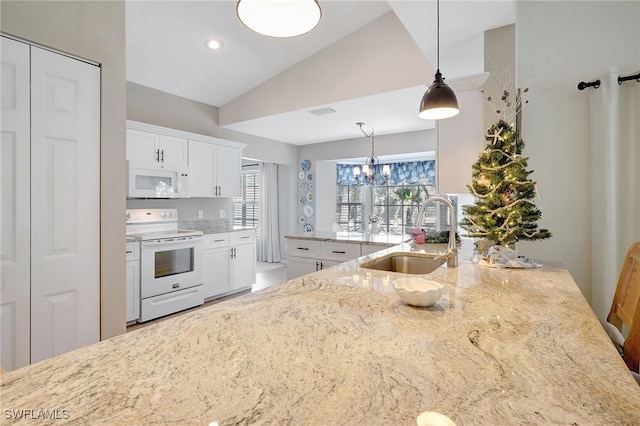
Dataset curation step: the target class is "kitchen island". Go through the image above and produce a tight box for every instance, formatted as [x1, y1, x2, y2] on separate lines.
[2, 243, 639, 425]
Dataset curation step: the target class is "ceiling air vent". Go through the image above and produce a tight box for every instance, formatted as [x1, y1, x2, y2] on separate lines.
[308, 107, 337, 116]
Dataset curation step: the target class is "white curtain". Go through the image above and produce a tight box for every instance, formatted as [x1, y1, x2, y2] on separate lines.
[590, 71, 640, 321]
[257, 162, 282, 263]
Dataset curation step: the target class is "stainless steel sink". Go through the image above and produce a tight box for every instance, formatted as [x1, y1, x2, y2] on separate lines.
[360, 253, 446, 274]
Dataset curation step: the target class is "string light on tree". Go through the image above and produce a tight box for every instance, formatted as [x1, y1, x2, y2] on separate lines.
[460, 120, 552, 247]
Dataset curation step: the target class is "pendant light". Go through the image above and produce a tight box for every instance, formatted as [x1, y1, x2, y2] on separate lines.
[237, 0, 322, 38]
[418, 0, 459, 120]
[353, 122, 390, 185]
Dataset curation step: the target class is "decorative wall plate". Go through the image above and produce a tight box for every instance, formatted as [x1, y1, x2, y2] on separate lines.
[298, 196, 306, 205]
[306, 172, 313, 181]
[301, 159, 311, 171]
[299, 182, 309, 193]
[308, 183, 315, 191]
[298, 171, 306, 179]
[306, 193, 314, 202]
[304, 224, 313, 233]
[303, 204, 314, 218]
[298, 216, 306, 224]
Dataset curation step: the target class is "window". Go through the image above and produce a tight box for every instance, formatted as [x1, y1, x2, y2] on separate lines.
[233, 168, 259, 232]
[336, 185, 364, 231]
[336, 161, 451, 234]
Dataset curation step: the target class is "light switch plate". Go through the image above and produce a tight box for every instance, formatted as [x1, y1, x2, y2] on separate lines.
[219, 210, 226, 219]
[198, 210, 204, 219]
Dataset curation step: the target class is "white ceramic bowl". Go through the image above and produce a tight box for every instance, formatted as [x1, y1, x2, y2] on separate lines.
[393, 278, 444, 307]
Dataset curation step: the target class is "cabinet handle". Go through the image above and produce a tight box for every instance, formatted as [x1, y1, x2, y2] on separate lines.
[155, 149, 160, 162]
[320, 262, 324, 270]
[126, 250, 133, 254]
[161, 149, 165, 162]
[315, 261, 319, 271]
[240, 236, 251, 239]
[331, 250, 346, 254]
[297, 247, 309, 251]
[214, 239, 225, 242]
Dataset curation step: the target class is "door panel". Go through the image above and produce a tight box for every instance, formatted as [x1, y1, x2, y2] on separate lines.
[231, 244, 256, 289]
[216, 145, 241, 197]
[188, 140, 215, 197]
[30, 46, 100, 363]
[0, 36, 31, 371]
[126, 129, 158, 164]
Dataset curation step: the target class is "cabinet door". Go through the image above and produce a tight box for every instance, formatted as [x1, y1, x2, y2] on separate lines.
[30, 46, 100, 363]
[125, 260, 140, 322]
[0, 36, 31, 371]
[203, 247, 231, 299]
[188, 140, 216, 197]
[158, 134, 188, 167]
[230, 243, 256, 290]
[126, 129, 159, 163]
[215, 145, 241, 198]
[286, 257, 318, 280]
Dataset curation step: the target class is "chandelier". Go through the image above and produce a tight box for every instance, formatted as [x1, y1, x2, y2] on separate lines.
[353, 122, 390, 185]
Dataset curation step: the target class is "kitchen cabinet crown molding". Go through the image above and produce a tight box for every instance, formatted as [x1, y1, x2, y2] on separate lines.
[126, 120, 246, 150]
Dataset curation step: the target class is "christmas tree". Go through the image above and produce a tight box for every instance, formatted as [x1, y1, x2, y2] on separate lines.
[460, 119, 551, 246]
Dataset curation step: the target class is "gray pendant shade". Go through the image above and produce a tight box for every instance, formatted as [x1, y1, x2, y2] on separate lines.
[418, 70, 459, 120]
[418, 0, 459, 120]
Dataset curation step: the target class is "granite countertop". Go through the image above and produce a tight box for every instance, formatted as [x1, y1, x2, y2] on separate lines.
[2, 244, 639, 425]
[286, 231, 409, 246]
[178, 219, 255, 235]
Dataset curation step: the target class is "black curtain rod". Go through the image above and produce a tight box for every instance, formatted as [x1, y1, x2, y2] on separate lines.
[578, 79, 601, 90]
[618, 72, 640, 85]
[578, 72, 640, 91]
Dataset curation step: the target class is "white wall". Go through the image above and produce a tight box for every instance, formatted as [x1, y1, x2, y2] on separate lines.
[316, 161, 338, 232]
[516, 1, 640, 308]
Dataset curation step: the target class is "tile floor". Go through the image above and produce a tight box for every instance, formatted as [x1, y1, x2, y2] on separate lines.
[127, 262, 287, 331]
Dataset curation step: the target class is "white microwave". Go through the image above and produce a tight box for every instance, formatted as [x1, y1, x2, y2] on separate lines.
[127, 162, 190, 198]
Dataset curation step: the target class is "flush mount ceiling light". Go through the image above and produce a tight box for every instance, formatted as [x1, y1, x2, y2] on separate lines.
[418, 0, 459, 120]
[236, 0, 322, 38]
[204, 38, 224, 50]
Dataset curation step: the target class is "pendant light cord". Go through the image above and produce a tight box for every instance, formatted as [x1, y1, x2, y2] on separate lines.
[436, 0, 440, 71]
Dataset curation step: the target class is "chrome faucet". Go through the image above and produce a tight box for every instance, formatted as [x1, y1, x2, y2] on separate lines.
[415, 196, 458, 268]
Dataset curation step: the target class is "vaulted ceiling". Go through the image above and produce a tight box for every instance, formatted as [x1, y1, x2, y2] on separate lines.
[126, 1, 515, 145]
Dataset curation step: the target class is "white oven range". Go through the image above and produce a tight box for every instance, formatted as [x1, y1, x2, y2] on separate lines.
[126, 208, 204, 322]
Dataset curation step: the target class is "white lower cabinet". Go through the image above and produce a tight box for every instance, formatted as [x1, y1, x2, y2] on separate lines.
[286, 241, 363, 280]
[286, 239, 394, 280]
[125, 241, 140, 323]
[203, 231, 256, 299]
[203, 247, 231, 298]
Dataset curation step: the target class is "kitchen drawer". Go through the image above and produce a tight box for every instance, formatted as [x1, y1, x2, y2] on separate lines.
[287, 239, 320, 258]
[126, 241, 140, 261]
[204, 233, 230, 249]
[321, 242, 361, 262]
[230, 230, 255, 245]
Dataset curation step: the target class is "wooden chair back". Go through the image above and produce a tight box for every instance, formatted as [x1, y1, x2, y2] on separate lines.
[607, 242, 640, 372]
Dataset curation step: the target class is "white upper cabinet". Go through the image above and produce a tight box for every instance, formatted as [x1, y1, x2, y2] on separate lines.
[188, 140, 241, 198]
[126, 129, 188, 168]
[126, 121, 245, 199]
[214, 144, 241, 198]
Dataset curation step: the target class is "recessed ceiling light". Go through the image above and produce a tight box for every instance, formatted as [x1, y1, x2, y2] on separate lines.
[204, 38, 224, 50]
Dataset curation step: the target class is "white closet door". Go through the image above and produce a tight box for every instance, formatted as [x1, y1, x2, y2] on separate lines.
[0, 37, 31, 371]
[29, 46, 100, 363]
